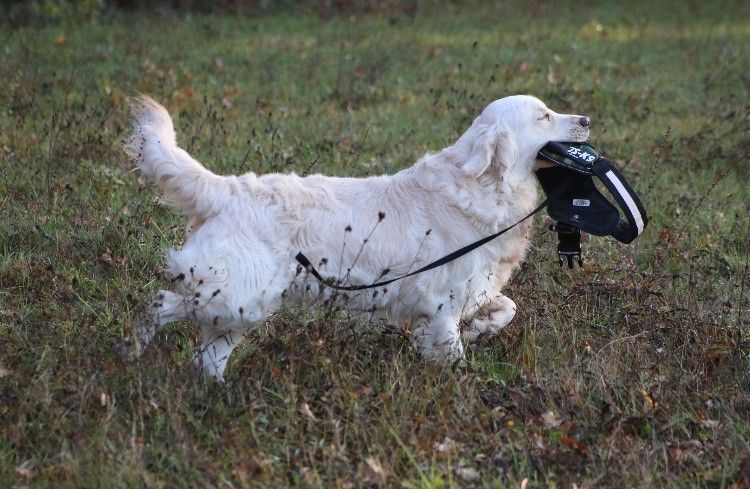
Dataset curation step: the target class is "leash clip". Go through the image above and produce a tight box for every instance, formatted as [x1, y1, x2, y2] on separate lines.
[550, 222, 583, 269]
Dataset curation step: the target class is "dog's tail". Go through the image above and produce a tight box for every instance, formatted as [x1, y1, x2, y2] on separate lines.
[124, 95, 230, 218]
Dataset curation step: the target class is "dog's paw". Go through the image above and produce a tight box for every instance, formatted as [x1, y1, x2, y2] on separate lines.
[462, 296, 517, 343]
[413, 333, 465, 365]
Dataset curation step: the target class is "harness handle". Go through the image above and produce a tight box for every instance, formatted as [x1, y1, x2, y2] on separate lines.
[591, 158, 648, 244]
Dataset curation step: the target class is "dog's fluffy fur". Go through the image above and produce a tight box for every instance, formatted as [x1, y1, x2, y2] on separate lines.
[125, 95, 590, 380]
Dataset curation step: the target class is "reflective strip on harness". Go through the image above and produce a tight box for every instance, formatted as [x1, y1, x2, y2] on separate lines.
[604, 169, 645, 235]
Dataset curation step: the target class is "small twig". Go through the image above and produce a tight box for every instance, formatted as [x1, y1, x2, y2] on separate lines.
[672, 160, 737, 251]
[300, 158, 319, 177]
[239, 139, 252, 170]
[392, 229, 434, 313]
[592, 331, 650, 360]
[188, 95, 211, 153]
[738, 239, 749, 330]
[341, 213, 385, 286]
[336, 228, 349, 283]
[645, 126, 671, 195]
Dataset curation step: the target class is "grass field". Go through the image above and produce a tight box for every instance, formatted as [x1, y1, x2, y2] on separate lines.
[1, 1, 749, 487]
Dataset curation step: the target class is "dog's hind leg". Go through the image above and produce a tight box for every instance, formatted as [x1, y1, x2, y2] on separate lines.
[411, 313, 465, 364]
[135, 290, 188, 355]
[461, 294, 516, 343]
[193, 326, 248, 381]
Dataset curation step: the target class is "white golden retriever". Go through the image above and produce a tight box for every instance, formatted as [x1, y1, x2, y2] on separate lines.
[125, 95, 590, 380]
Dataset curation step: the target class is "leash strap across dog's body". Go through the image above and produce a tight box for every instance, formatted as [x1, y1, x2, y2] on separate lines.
[295, 199, 549, 292]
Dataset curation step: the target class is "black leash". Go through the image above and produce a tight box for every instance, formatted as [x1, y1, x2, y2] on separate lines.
[295, 199, 549, 291]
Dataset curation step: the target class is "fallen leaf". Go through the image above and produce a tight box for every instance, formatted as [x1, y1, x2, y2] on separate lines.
[562, 435, 589, 455]
[231, 464, 251, 481]
[641, 389, 656, 411]
[334, 476, 355, 489]
[130, 436, 145, 450]
[700, 419, 719, 429]
[575, 439, 589, 455]
[15, 459, 36, 479]
[300, 467, 317, 485]
[455, 466, 480, 482]
[363, 457, 386, 484]
[541, 410, 561, 428]
[101, 249, 115, 267]
[433, 436, 461, 454]
[299, 402, 317, 421]
[547, 67, 560, 84]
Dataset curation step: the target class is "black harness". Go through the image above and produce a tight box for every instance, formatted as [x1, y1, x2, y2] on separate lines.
[536, 142, 648, 267]
[295, 141, 648, 290]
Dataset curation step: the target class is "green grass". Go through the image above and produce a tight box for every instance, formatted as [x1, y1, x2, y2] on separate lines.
[1, 1, 749, 487]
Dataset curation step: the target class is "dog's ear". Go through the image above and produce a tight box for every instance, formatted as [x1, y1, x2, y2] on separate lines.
[462, 125, 516, 178]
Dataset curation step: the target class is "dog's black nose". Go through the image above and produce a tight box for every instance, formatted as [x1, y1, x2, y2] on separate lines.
[579, 116, 591, 128]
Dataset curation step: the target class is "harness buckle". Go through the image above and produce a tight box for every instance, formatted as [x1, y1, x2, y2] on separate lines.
[550, 222, 583, 269]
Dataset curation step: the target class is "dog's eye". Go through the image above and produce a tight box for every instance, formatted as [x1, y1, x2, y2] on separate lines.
[538, 112, 551, 121]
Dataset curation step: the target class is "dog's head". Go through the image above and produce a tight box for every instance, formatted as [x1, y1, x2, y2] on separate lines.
[458, 95, 590, 178]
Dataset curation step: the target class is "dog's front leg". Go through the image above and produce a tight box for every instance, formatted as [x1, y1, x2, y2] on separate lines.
[462, 294, 516, 343]
[411, 312, 465, 364]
